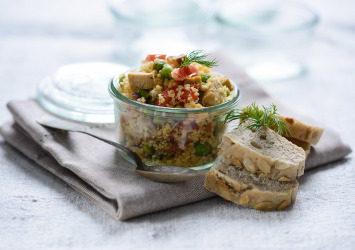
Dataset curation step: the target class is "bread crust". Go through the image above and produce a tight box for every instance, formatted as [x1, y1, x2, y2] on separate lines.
[218, 126, 306, 180]
[285, 137, 311, 157]
[204, 162, 299, 211]
[277, 115, 324, 145]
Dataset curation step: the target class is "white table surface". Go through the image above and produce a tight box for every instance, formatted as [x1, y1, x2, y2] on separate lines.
[0, 0, 354, 249]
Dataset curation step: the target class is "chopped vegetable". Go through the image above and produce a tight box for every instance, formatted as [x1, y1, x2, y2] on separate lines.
[206, 123, 213, 133]
[153, 59, 166, 71]
[171, 65, 198, 81]
[194, 142, 210, 156]
[137, 89, 150, 99]
[201, 73, 210, 83]
[191, 122, 199, 130]
[130, 92, 140, 100]
[142, 145, 155, 155]
[160, 64, 173, 80]
[147, 97, 157, 105]
[174, 105, 183, 108]
[146, 54, 166, 62]
[157, 85, 199, 107]
[119, 75, 126, 83]
[172, 141, 182, 151]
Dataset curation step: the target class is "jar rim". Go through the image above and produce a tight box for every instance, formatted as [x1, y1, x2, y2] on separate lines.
[108, 0, 213, 27]
[108, 74, 241, 114]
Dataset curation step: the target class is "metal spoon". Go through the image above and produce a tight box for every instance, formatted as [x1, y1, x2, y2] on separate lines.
[36, 117, 199, 183]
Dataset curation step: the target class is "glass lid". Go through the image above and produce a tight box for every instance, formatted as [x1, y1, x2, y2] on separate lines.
[37, 62, 128, 124]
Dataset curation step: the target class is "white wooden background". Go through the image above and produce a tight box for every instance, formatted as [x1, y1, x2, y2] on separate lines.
[0, 0, 354, 249]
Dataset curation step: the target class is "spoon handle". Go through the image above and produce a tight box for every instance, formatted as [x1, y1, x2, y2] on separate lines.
[36, 117, 143, 167]
[77, 131, 143, 166]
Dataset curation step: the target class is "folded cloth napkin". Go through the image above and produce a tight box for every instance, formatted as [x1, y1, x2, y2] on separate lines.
[0, 53, 351, 220]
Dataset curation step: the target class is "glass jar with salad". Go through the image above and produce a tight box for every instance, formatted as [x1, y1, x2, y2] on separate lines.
[109, 51, 241, 168]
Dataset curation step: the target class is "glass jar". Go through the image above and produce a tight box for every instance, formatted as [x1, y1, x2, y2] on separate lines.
[108, 75, 241, 170]
[216, 0, 319, 82]
[37, 62, 128, 124]
[108, 0, 214, 66]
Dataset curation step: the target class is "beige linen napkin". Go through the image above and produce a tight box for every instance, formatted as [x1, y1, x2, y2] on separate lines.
[0, 53, 351, 220]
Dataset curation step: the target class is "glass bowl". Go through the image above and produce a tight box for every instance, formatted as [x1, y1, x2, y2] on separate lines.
[108, 0, 214, 66]
[215, 0, 319, 81]
[108, 75, 241, 170]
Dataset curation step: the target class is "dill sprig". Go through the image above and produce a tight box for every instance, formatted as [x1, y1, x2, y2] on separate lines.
[223, 102, 291, 136]
[180, 50, 218, 68]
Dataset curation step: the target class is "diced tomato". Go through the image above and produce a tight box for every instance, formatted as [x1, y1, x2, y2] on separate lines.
[178, 121, 200, 130]
[157, 84, 199, 107]
[145, 54, 166, 61]
[171, 141, 180, 151]
[206, 122, 213, 133]
[178, 122, 198, 131]
[172, 140, 187, 151]
[179, 122, 186, 129]
[191, 122, 199, 130]
[171, 65, 198, 81]
[171, 138, 189, 151]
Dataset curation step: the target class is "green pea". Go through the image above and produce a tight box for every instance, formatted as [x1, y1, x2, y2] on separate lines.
[201, 74, 210, 83]
[194, 142, 210, 156]
[153, 60, 166, 71]
[174, 105, 183, 108]
[160, 64, 173, 80]
[137, 89, 150, 99]
[119, 75, 125, 83]
[142, 145, 155, 155]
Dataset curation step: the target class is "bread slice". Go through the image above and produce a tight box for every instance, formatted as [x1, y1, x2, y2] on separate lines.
[204, 159, 299, 211]
[277, 115, 324, 145]
[286, 137, 311, 157]
[219, 125, 306, 180]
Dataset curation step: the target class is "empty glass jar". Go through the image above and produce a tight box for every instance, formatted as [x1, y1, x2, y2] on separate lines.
[216, 0, 319, 81]
[108, 0, 214, 66]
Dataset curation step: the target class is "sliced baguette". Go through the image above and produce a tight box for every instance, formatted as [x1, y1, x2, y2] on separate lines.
[204, 159, 299, 211]
[286, 137, 311, 157]
[276, 115, 324, 145]
[219, 125, 306, 180]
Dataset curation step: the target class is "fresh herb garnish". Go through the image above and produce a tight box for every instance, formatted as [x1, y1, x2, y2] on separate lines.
[180, 50, 218, 68]
[223, 102, 291, 136]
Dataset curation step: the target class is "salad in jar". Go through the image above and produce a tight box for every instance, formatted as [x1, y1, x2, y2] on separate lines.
[111, 50, 239, 167]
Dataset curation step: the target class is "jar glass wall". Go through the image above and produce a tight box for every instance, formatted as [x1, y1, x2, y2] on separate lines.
[109, 75, 241, 170]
